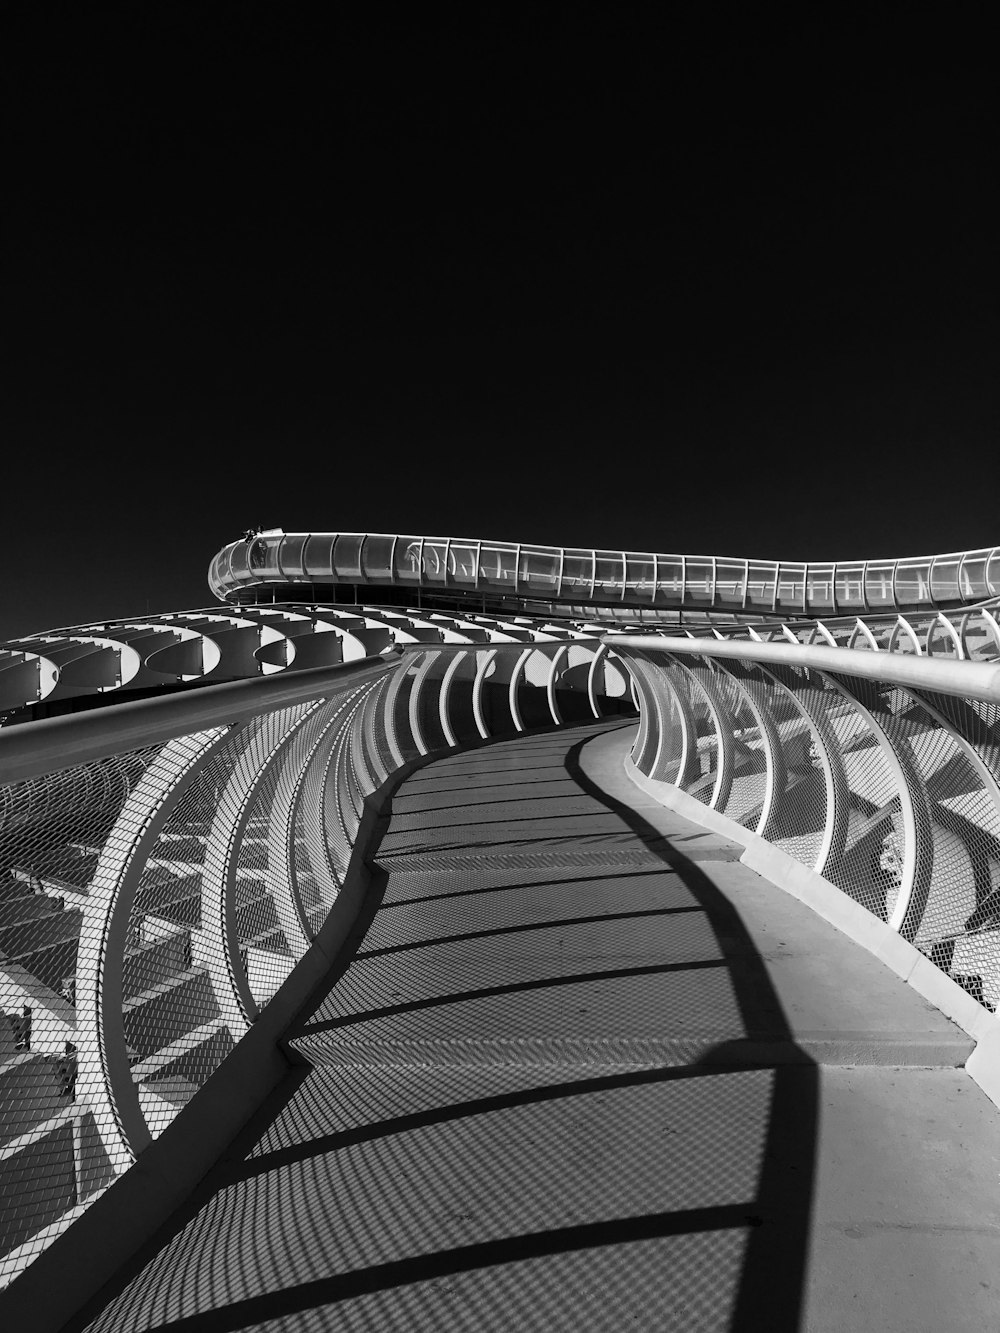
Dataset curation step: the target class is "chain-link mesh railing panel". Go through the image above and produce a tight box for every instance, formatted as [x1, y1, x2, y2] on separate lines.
[878, 688, 966, 936]
[744, 666, 831, 870]
[0, 659, 415, 1288]
[678, 661, 737, 811]
[814, 680, 936, 942]
[622, 656, 659, 775]
[120, 706, 308, 1141]
[895, 690, 1000, 1010]
[702, 666, 768, 827]
[292, 734, 340, 939]
[323, 732, 353, 881]
[115, 735, 228, 1145]
[620, 637, 1000, 1010]
[809, 681, 907, 920]
[408, 651, 450, 753]
[651, 668, 691, 788]
[234, 783, 293, 1002]
[359, 677, 391, 786]
[666, 664, 719, 807]
[288, 696, 360, 940]
[366, 673, 400, 775]
[385, 656, 422, 762]
[923, 693, 1000, 791]
[718, 663, 785, 836]
[339, 729, 364, 836]
[347, 690, 376, 793]
[123, 732, 234, 1139]
[231, 740, 299, 1013]
[0, 746, 161, 1282]
[517, 647, 561, 730]
[223, 707, 312, 1017]
[443, 650, 488, 745]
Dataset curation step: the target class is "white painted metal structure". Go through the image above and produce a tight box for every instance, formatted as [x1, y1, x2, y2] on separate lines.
[0, 635, 629, 1288]
[4, 602, 1000, 723]
[612, 633, 1000, 1013]
[5, 528, 1000, 1315]
[209, 530, 1000, 617]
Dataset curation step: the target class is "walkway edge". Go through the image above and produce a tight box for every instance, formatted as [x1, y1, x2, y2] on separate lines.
[623, 756, 1000, 1109]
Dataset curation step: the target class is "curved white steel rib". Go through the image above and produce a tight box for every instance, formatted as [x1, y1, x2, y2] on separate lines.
[76, 728, 230, 1167]
[611, 632, 1000, 1019]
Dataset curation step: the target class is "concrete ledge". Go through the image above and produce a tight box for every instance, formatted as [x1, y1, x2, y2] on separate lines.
[624, 757, 1000, 1099]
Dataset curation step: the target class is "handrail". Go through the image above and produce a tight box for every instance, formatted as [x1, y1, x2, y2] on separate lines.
[604, 634, 1000, 705]
[0, 654, 400, 786]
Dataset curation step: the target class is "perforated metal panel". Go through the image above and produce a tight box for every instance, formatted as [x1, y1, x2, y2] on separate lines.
[618, 640, 1000, 1016]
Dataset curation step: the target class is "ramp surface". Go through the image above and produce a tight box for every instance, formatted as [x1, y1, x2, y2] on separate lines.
[70, 721, 1000, 1332]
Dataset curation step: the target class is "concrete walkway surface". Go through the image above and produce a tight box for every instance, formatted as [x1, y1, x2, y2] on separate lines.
[66, 720, 1000, 1332]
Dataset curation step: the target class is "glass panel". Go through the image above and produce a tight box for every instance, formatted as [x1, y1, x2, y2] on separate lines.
[393, 536, 423, 582]
[745, 561, 777, 612]
[987, 551, 1000, 599]
[421, 540, 448, 583]
[834, 562, 865, 612]
[561, 551, 593, 595]
[208, 550, 227, 595]
[228, 543, 249, 580]
[864, 560, 895, 610]
[362, 535, 395, 580]
[684, 557, 713, 606]
[961, 554, 989, 599]
[930, 556, 962, 605]
[480, 542, 517, 584]
[776, 562, 806, 614]
[806, 563, 835, 611]
[248, 535, 281, 577]
[448, 542, 478, 586]
[625, 555, 654, 596]
[594, 552, 624, 595]
[277, 534, 308, 577]
[520, 546, 560, 593]
[303, 533, 336, 577]
[894, 558, 931, 607]
[333, 534, 364, 580]
[715, 559, 745, 608]
[654, 558, 684, 604]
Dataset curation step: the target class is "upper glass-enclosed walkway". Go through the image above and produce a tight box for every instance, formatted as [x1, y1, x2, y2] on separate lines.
[209, 531, 1000, 620]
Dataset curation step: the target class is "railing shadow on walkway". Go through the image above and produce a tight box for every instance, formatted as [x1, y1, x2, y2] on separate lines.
[63, 721, 820, 1333]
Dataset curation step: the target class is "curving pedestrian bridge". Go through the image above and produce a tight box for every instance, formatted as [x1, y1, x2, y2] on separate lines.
[2, 531, 1000, 1331]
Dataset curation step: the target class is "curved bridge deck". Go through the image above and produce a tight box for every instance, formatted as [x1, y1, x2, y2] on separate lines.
[72, 722, 1000, 1332]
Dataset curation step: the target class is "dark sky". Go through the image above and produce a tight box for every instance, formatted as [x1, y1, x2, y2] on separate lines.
[3, 8, 997, 639]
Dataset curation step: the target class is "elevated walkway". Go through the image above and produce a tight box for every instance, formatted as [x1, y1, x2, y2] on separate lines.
[67, 721, 1000, 1332]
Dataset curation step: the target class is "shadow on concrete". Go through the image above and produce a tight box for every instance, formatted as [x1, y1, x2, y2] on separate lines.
[64, 721, 819, 1333]
[563, 731, 820, 1331]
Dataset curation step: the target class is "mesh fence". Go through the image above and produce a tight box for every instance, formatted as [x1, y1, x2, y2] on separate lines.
[0, 696, 363, 1285]
[1, 746, 162, 1281]
[0, 640, 624, 1289]
[905, 690, 1000, 1009]
[625, 648, 1000, 1017]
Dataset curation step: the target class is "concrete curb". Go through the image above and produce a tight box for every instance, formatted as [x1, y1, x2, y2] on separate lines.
[623, 757, 1000, 1107]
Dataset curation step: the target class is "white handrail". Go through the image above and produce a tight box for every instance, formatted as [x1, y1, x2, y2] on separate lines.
[0, 654, 400, 786]
[603, 634, 1000, 704]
